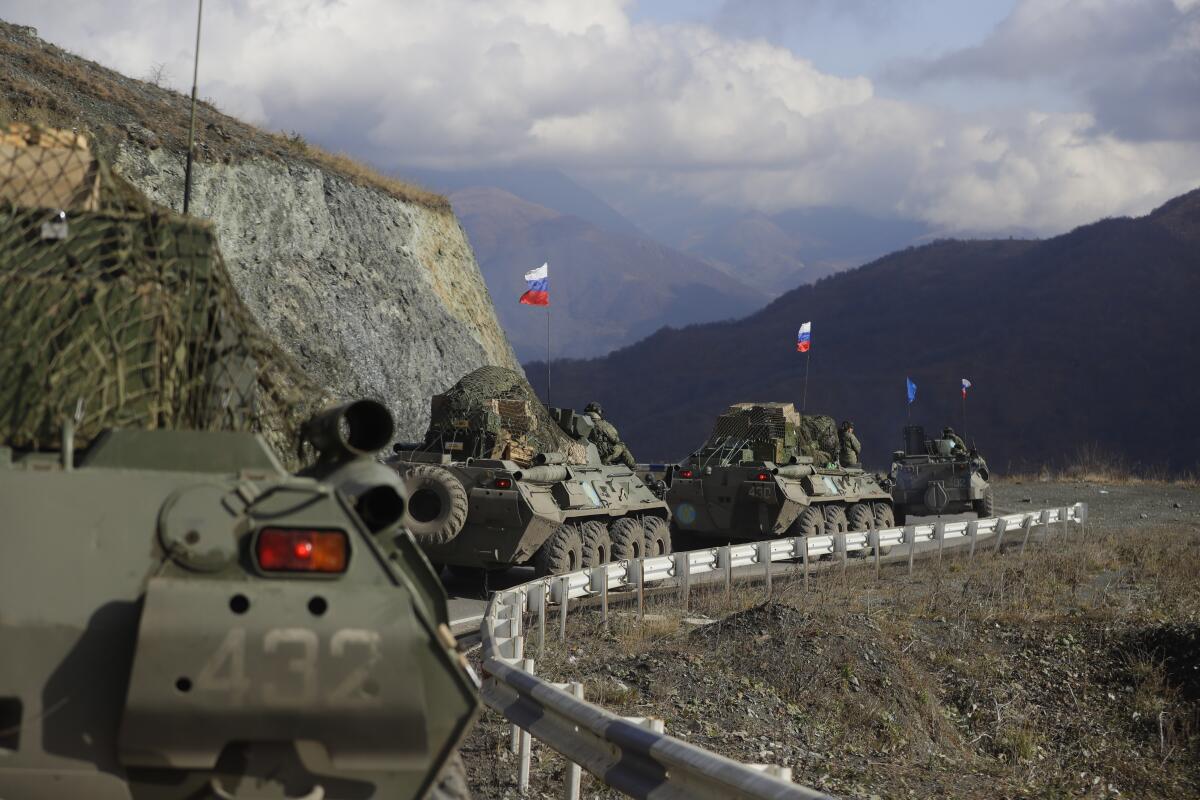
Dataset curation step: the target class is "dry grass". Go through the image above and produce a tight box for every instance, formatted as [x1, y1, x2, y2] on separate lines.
[1005, 442, 1200, 486]
[519, 523, 1200, 798]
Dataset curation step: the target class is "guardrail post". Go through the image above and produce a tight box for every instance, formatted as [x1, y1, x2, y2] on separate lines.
[517, 658, 534, 792]
[993, 517, 1008, 553]
[967, 520, 979, 560]
[870, 529, 880, 578]
[720, 545, 732, 599]
[509, 638, 525, 754]
[757, 540, 773, 599]
[588, 565, 609, 628]
[635, 558, 645, 622]
[836, 533, 847, 575]
[1020, 514, 1034, 556]
[563, 682, 584, 800]
[1060, 506, 1070, 540]
[558, 575, 570, 642]
[673, 551, 691, 612]
[905, 525, 916, 575]
[532, 585, 547, 659]
[934, 522, 945, 563]
[799, 536, 809, 591]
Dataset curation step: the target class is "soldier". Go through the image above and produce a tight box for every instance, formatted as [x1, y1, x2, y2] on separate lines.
[838, 419, 861, 467]
[943, 426, 967, 455]
[583, 401, 637, 469]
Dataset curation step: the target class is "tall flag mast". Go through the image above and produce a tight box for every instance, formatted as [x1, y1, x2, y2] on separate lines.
[797, 321, 812, 413]
[961, 378, 972, 437]
[183, 0, 203, 214]
[520, 263, 551, 404]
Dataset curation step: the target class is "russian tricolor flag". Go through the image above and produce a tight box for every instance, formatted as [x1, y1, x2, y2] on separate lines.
[796, 321, 812, 353]
[519, 263, 549, 306]
[961, 378, 972, 399]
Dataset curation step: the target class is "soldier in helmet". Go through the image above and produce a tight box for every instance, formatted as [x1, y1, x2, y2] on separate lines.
[943, 426, 967, 455]
[583, 401, 637, 469]
[838, 419, 861, 467]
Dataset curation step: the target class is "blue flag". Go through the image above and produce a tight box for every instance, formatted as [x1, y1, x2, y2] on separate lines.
[906, 377, 917, 404]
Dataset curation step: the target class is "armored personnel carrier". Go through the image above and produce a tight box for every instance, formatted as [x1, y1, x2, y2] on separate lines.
[665, 402, 895, 543]
[390, 367, 671, 576]
[0, 127, 476, 798]
[890, 424, 993, 521]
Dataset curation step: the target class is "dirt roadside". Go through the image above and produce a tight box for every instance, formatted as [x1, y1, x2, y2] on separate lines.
[460, 480, 1200, 799]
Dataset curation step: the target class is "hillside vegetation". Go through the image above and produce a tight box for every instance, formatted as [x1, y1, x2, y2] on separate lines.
[539, 190, 1200, 473]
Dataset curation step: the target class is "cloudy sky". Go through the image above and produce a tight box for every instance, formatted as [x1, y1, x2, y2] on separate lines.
[4, 0, 1199, 234]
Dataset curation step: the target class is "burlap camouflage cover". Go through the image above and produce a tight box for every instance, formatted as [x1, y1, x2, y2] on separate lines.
[426, 366, 587, 465]
[0, 124, 326, 461]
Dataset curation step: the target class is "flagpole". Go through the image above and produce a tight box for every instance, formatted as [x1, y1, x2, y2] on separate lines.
[962, 391, 966, 439]
[546, 304, 551, 406]
[801, 351, 810, 413]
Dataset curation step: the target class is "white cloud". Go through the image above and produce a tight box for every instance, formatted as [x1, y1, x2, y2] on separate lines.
[3, 0, 1199, 233]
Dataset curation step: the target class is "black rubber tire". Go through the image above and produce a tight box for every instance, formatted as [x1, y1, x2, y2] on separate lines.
[786, 506, 824, 537]
[609, 517, 645, 560]
[847, 503, 873, 531]
[973, 487, 995, 518]
[823, 504, 849, 534]
[580, 520, 612, 567]
[643, 516, 672, 557]
[872, 503, 896, 556]
[400, 464, 468, 544]
[534, 523, 583, 577]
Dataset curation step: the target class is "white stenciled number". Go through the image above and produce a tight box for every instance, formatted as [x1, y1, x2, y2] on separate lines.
[327, 629, 384, 707]
[262, 628, 319, 707]
[194, 628, 252, 705]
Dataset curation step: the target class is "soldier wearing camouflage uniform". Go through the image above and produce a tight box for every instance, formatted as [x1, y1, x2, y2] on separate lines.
[838, 420, 861, 467]
[584, 401, 637, 469]
[943, 427, 967, 455]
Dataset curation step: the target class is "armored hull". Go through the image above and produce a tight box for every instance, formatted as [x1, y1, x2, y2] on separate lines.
[391, 451, 671, 574]
[890, 425, 993, 521]
[664, 402, 895, 544]
[0, 404, 478, 799]
[667, 461, 894, 541]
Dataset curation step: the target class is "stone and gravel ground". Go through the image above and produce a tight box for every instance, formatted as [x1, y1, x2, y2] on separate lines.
[461, 480, 1200, 798]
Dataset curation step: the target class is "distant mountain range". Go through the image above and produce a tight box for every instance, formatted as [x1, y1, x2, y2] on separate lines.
[405, 166, 932, 357]
[447, 186, 768, 360]
[533, 189, 1200, 473]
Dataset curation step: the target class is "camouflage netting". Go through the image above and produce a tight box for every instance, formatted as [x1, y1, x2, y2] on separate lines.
[425, 366, 588, 466]
[704, 402, 838, 464]
[0, 123, 328, 462]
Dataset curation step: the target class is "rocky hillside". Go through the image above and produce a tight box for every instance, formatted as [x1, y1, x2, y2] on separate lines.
[0, 20, 519, 440]
[539, 189, 1200, 472]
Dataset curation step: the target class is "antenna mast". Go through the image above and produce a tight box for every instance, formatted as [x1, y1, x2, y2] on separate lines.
[183, 0, 203, 214]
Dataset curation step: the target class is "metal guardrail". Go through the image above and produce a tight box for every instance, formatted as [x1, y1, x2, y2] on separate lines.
[480, 504, 1087, 799]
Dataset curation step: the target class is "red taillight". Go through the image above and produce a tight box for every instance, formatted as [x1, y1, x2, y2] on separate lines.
[494, 477, 513, 489]
[256, 528, 348, 573]
[679, 469, 695, 479]
[756, 472, 770, 482]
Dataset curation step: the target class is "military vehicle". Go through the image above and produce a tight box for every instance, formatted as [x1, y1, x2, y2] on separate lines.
[390, 367, 671, 576]
[664, 403, 895, 545]
[0, 126, 476, 798]
[889, 424, 993, 521]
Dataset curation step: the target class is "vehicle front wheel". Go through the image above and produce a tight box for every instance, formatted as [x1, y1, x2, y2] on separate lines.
[643, 516, 672, 557]
[580, 520, 612, 567]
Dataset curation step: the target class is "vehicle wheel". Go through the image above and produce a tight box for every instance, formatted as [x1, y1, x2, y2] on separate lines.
[399, 464, 468, 544]
[824, 504, 849, 534]
[786, 506, 824, 538]
[872, 503, 896, 556]
[643, 516, 672, 557]
[609, 517, 645, 560]
[847, 503, 873, 531]
[973, 487, 995, 518]
[580, 520, 613, 567]
[534, 523, 583, 577]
